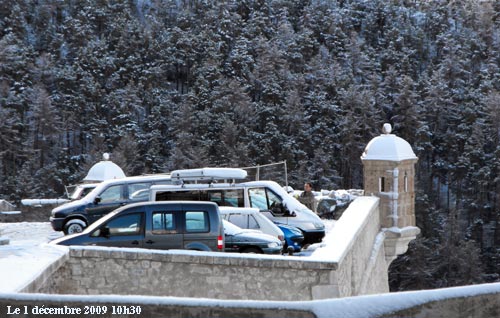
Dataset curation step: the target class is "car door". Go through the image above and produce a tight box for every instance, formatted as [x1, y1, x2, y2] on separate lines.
[86, 184, 127, 222]
[87, 210, 145, 248]
[143, 205, 183, 250]
[182, 209, 212, 250]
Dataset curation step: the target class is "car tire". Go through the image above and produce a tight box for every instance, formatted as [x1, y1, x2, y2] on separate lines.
[242, 247, 262, 254]
[64, 219, 86, 235]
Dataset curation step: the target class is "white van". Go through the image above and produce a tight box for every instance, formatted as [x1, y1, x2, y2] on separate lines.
[149, 168, 325, 245]
[219, 207, 285, 245]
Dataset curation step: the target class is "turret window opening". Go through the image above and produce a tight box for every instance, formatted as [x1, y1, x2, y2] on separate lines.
[404, 172, 408, 192]
[379, 177, 385, 192]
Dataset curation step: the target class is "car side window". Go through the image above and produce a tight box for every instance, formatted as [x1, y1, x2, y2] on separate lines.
[267, 190, 283, 208]
[222, 189, 244, 207]
[99, 185, 123, 203]
[128, 182, 151, 201]
[248, 188, 268, 210]
[155, 190, 204, 201]
[208, 191, 223, 206]
[185, 211, 209, 233]
[91, 213, 142, 237]
[152, 212, 176, 234]
[228, 214, 247, 228]
[249, 187, 285, 215]
[248, 215, 260, 229]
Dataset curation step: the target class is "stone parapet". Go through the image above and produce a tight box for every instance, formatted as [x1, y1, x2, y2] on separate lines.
[4, 282, 498, 318]
[37, 246, 337, 301]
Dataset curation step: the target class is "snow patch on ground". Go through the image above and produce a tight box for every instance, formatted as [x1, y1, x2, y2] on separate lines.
[0, 222, 65, 292]
[0, 222, 63, 242]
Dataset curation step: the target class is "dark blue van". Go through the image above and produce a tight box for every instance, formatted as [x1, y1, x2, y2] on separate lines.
[50, 174, 171, 234]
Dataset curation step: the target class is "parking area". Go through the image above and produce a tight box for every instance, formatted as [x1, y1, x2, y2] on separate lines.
[0, 220, 335, 257]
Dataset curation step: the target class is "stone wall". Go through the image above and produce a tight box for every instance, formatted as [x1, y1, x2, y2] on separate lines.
[0, 294, 315, 318]
[35, 247, 336, 301]
[0, 205, 55, 223]
[381, 293, 500, 318]
[313, 196, 390, 298]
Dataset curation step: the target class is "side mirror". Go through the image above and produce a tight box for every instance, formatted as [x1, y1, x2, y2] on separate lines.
[100, 227, 110, 238]
[270, 203, 284, 215]
[279, 204, 294, 217]
[94, 196, 101, 204]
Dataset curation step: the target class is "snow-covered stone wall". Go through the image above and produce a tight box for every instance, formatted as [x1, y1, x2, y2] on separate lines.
[311, 196, 389, 298]
[4, 281, 499, 318]
[36, 247, 336, 301]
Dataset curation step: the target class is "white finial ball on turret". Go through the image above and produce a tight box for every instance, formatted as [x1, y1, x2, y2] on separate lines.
[382, 123, 392, 134]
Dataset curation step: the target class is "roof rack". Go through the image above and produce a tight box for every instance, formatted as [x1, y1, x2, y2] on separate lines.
[170, 168, 247, 183]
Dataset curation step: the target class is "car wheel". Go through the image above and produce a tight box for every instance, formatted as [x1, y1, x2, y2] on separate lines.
[242, 247, 262, 254]
[64, 219, 86, 235]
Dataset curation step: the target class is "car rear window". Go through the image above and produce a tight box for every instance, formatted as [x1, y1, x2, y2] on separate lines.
[185, 211, 209, 233]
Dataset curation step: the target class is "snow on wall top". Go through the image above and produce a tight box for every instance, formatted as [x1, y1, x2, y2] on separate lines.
[361, 124, 417, 161]
[83, 153, 126, 182]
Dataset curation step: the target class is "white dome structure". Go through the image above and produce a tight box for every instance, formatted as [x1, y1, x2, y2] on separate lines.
[361, 124, 417, 161]
[83, 153, 126, 182]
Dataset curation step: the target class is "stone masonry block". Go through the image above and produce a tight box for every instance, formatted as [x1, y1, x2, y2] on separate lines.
[213, 256, 231, 265]
[151, 252, 171, 262]
[69, 248, 83, 257]
[82, 248, 110, 258]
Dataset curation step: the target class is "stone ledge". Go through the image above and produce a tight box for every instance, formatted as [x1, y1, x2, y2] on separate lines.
[383, 226, 420, 262]
[19, 249, 70, 293]
[67, 246, 338, 270]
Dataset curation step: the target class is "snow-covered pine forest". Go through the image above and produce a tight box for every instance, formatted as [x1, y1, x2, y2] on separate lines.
[0, 0, 499, 291]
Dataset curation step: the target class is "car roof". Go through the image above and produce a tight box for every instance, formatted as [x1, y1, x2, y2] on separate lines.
[100, 173, 171, 186]
[119, 200, 219, 210]
[218, 207, 260, 215]
[150, 180, 280, 190]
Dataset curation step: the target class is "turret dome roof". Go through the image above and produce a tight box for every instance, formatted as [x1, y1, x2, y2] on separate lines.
[83, 153, 126, 182]
[361, 124, 417, 161]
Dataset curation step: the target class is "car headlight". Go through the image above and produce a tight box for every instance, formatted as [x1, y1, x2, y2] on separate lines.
[268, 242, 279, 248]
[314, 222, 325, 230]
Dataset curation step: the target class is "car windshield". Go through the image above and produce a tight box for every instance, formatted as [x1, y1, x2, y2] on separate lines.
[73, 185, 97, 200]
[81, 209, 122, 234]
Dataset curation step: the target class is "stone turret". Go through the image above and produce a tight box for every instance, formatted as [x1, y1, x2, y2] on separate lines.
[361, 123, 420, 261]
[361, 123, 418, 228]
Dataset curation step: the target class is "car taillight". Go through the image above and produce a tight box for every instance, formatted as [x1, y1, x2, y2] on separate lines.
[217, 235, 224, 250]
[278, 234, 284, 241]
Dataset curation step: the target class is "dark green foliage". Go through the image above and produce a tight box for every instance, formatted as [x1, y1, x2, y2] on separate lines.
[0, 0, 499, 290]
